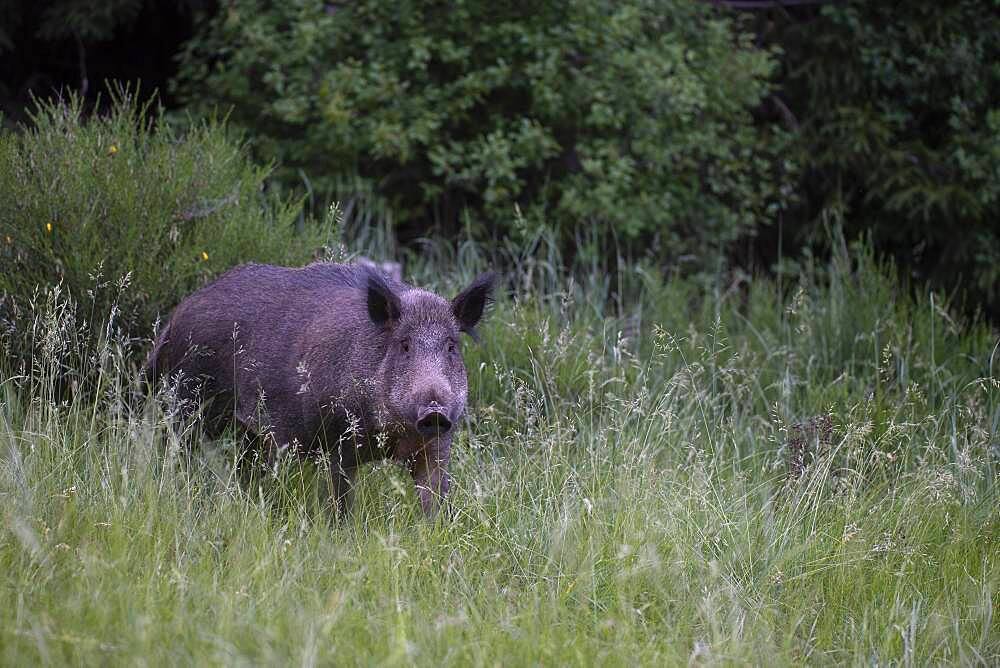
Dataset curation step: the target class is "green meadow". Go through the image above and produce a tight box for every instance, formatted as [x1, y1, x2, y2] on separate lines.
[2, 239, 997, 665]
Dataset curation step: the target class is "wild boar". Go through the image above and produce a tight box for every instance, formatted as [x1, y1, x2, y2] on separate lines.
[144, 261, 496, 516]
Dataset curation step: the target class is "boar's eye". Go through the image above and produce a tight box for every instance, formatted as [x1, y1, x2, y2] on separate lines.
[400, 338, 411, 354]
[447, 340, 457, 354]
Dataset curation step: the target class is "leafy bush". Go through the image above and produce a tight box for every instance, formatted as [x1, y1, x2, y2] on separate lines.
[0, 90, 334, 369]
[769, 0, 1000, 313]
[174, 0, 785, 266]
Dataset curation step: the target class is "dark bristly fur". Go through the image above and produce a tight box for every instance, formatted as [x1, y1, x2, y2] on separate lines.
[145, 261, 497, 516]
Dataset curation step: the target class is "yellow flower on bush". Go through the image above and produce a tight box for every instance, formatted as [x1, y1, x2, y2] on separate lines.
[46, 222, 53, 233]
[201, 251, 209, 261]
[107, 144, 119, 156]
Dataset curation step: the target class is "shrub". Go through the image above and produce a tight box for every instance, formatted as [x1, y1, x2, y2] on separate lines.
[0, 90, 334, 370]
[174, 0, 785, 267]
[768, 0, 1000, 314]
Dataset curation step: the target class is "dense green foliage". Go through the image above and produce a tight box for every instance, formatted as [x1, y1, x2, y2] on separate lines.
[4, 1, 999, 315]
[0, 92, 335, 370]
[175, 0, 783, 264]
[769, 0, 1000, 310]
[1, 238, 997, 664]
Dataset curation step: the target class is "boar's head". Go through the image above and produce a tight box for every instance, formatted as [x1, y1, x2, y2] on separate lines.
[367, 271, 497, 441]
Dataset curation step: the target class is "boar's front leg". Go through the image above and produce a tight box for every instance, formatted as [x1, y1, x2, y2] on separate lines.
[409, 438, 452, 517]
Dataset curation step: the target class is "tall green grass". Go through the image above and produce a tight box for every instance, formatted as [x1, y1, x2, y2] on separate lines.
[1, 240, 997, 665]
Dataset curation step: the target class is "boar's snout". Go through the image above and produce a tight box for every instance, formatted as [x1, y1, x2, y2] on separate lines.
[415, 404, 453, 437]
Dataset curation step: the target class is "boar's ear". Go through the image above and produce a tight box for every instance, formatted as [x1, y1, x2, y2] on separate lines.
[367, 271, 402, 327]
[452, 272, 498, 340]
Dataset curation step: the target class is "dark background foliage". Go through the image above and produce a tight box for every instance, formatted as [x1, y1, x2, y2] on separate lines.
[2, 0, 998, 318]
[0, 0, 210, 122]
[754, 0, 1000, 314]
